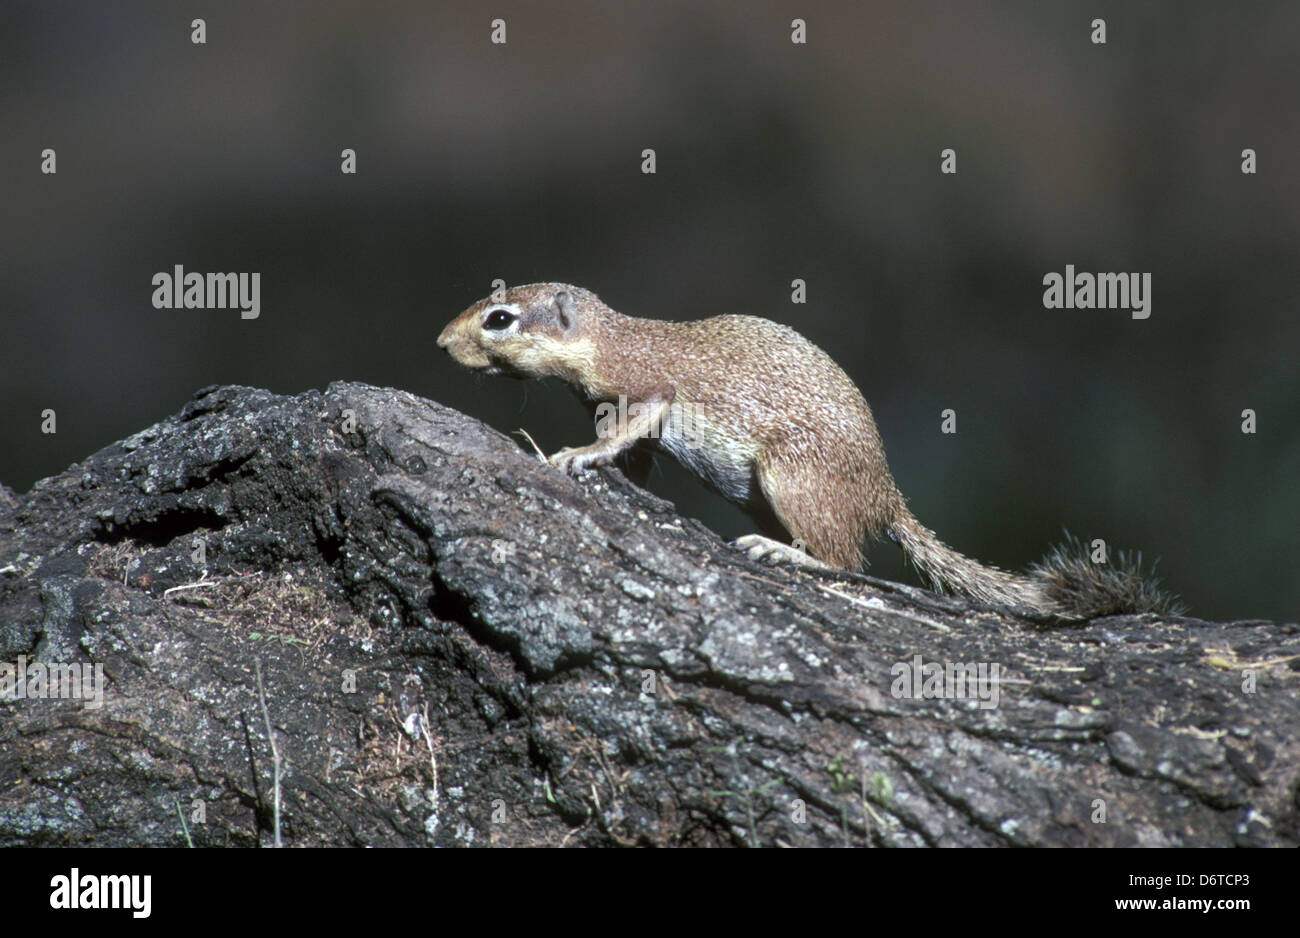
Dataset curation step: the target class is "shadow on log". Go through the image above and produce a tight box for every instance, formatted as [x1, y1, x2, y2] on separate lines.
[0, 383, 1296, 846]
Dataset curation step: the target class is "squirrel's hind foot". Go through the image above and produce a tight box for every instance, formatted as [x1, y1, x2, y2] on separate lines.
[731, 534, 831, 571]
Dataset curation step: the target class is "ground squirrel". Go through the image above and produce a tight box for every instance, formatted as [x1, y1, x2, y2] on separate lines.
[438, 283, 1180, 619]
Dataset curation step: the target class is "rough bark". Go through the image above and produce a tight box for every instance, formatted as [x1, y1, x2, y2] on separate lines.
[0, 382, 1295, 847]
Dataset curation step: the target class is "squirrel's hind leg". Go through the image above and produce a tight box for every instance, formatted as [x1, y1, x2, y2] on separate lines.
[745, 446, 867, 571]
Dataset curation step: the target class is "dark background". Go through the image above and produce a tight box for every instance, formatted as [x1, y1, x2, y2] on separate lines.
[2, 1, 1296, 621]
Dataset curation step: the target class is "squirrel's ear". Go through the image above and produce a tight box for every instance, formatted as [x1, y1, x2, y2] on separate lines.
[554, 291, 580, 333]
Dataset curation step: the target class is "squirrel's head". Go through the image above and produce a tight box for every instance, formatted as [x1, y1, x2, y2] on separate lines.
[437, 283, 604, 380]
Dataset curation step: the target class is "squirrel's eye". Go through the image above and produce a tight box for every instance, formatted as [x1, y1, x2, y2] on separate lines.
[484, 309, 516, 331]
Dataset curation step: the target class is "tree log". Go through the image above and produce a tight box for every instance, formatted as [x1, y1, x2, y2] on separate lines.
[0, 383, 1295, 847]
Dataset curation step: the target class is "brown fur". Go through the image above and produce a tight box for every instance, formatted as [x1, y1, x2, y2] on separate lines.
[439, 283, 1181, 619]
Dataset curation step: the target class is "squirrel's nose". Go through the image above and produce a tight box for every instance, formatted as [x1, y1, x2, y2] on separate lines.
[436, 325, 452, 350]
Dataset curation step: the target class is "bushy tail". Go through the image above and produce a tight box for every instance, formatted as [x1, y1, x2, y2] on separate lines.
[891, 513, 1184, 619]
[1028, 532, 1185, 619]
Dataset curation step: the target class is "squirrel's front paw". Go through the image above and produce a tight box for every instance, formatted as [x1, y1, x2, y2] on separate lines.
[549, 446, 609, 476]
